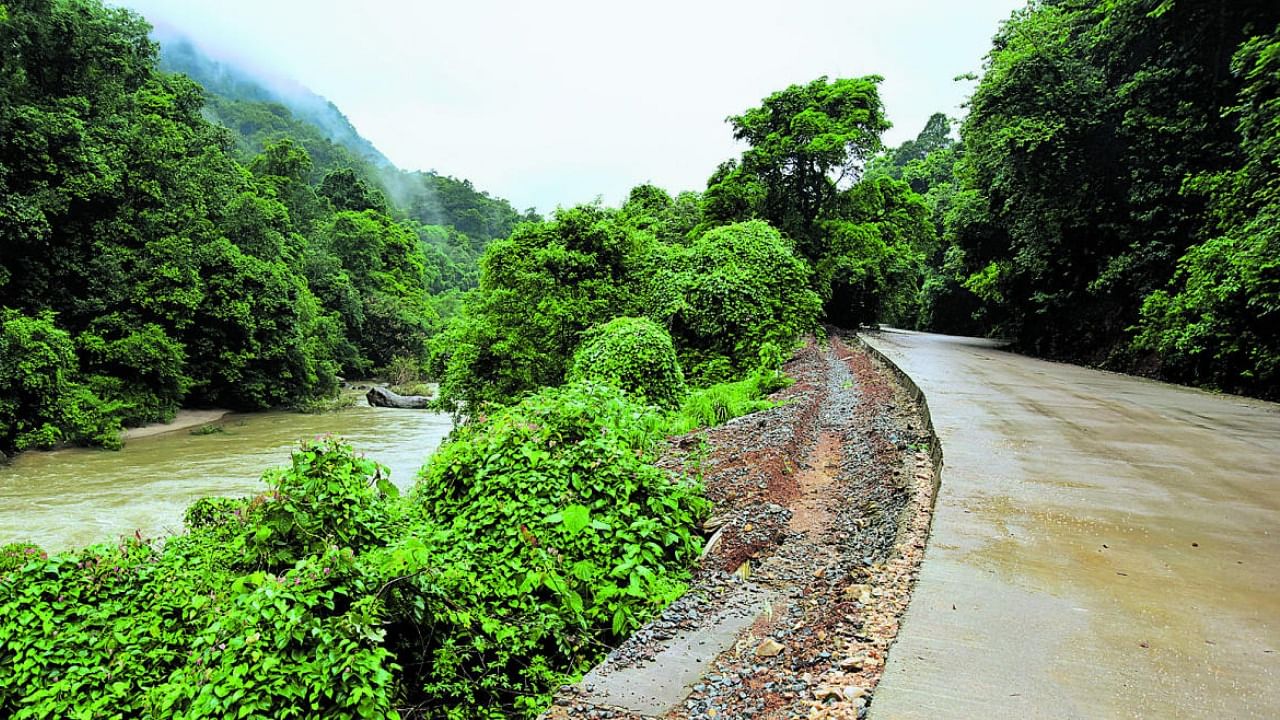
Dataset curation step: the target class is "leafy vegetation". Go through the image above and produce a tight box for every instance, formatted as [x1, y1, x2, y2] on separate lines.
[0, 0, 529, 454]
[427, 207, 820, 411]
[928, 0, 1280, 396]
[397, 382, 709, 714]
[1133, 21, 1280, 394]
[5, 0, 1280, 716]
[567, 317, 686, 409]
[0, 389, 711, 717]
[702, 77, 936, 328]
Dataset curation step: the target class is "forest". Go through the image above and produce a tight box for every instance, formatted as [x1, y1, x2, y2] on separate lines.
[1, 0, 1278, 717]
[0, 0, 532, 457]
[888, 0, 1280, 397]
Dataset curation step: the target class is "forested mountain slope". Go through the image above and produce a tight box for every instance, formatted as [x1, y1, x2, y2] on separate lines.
[0, 0, 529, 455]
[155, 28, 536, 269]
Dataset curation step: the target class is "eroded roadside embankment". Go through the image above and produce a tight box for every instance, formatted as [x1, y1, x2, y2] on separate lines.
[544, 332, 940, 720]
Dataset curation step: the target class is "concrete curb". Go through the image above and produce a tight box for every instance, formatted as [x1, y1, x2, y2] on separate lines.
[851, 332, 944, 501]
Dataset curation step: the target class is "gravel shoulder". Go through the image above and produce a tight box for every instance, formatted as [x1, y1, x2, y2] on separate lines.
[545, 332, 938, 719]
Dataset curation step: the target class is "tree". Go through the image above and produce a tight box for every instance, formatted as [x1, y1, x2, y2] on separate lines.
[1135, 24, 1280, 397]
[318, 167, 388, 214]
[817, 177, 933, 328]
[882, 112, 953, 173]
[427, 206, 648, 410]
[701, 76, 933, 327]
[639, 220, 821, 382]
[717, 75, 890, 261]
[0, 310, 120, 453]
[948, 0, 1280, 366]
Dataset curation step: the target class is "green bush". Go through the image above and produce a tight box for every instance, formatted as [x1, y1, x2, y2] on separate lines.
[567, 317, 686, 408]
[0, 309, 122, 454]
[182, 496, 244, 528]
[77, 319, 190, 427]
[428, 206, 651, 411]
[240, 437, 403, 570]
[638, 220, 820, 384]
[393, 382, 709, 713]
[0, 439, 404, 720]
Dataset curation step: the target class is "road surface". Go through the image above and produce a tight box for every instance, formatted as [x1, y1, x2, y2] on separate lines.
[862, 329, 1280, 719]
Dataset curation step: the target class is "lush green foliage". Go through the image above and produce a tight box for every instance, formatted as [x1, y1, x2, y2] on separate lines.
[0, 310, 121, 454]
[704, 77, 935, 325]
[639, 221, 821, 382]
[710, 76, 890, 259]
[938, 0, 1280, 396]
[1, 384, 713, 717]
[663, 345, 792, 436]
[429, 207, 819, 409]
[864, 114, 990, 334]
[817, 177, 934, 327]
[1134, 23, 1280, 395]
[567, 317, 686, 408]
[394, 382, 708, 714]
[0, 0, 531, 451]
[0, 439, 402, 719]
[427, 206, 647, 409]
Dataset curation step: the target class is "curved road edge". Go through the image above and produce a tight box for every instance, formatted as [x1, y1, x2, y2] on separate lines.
[862, 328, 1280, 720]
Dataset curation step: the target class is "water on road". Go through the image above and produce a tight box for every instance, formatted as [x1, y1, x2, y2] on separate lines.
[0, 394, 454, 552]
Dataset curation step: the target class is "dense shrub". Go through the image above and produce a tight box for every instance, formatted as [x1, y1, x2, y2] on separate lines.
[0, 438, 403, 720]
[392, 382, 709, 714]
[77, 319, 189, 426]
[240, 438, 404, 570]
[640, 220, 821, 383]
[567, 317, 685, 408]
[0, 543, 44, 574]
[0, 309, 121, 454]
[427, 206, 651, 410]
[1133, 25, 1280, 398]
[0, 388, 718, 718]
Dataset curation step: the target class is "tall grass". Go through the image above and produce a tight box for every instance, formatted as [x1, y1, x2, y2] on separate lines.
[664, 369, 792, 435]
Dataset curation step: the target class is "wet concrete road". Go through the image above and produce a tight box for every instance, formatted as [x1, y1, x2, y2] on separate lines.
[862, 329, 1280, 719]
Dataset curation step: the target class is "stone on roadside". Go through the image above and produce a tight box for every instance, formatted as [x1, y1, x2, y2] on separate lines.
[755, 638, 785, 657]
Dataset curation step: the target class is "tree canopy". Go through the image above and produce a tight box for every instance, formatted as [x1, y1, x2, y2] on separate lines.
[933, 0, 1280, 396]
[0, 0, 530, 453]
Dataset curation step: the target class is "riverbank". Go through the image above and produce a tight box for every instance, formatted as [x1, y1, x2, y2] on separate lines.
[121, 409, 232, 441]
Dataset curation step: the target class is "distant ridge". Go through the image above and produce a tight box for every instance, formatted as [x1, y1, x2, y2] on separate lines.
[148, 22, 535, 244]
[152, 23, 394, 170]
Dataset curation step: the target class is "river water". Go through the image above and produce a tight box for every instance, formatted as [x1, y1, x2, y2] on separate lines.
[0, 394, 454, 552]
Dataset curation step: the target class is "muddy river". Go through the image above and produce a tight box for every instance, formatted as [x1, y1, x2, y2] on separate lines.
[0, 393, 454, 551]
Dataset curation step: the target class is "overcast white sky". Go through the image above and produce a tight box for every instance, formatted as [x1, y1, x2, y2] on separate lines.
[117, 0, 1024, 214]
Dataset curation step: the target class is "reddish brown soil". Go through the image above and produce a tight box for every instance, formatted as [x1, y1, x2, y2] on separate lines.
[545, 333, 938, 720]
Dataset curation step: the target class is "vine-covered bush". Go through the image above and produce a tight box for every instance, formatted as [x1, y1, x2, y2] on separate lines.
[0, 390, 715, 719]
[639, 220, 821, 383]
[393, 382, 709, 714]
[566, 317, 686, 408]
[0, 439, 403, 720]
[426, 206, 651, 410]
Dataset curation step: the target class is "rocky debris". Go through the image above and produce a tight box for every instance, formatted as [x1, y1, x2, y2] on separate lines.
[544, 332, 939, 720]
[365, 385, 432, 409]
